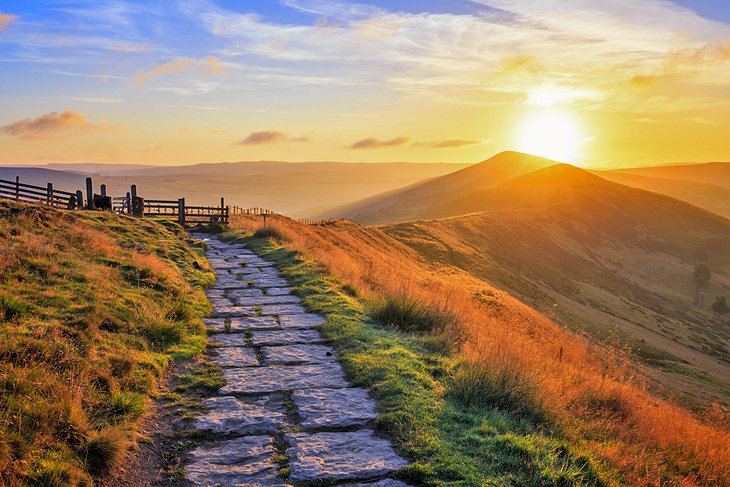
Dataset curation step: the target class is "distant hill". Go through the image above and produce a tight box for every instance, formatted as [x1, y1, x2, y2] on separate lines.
[609, 162, 730, 189]
[380, 164, 730, 404]
[595, 169, 730, 219]
[1, 161, 469, 216]
[316, 151, 555, 223]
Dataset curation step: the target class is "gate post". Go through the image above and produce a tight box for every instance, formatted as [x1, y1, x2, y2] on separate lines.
[47, 183, 53, 207]
[178, 198, 185, 226]
[76, 190, 84, 209]
[85, 177, 94, 210]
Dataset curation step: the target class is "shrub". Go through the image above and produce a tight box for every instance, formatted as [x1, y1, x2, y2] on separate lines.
[0, 294, 28, 321]
[77, 427, 129, 476]
[252, 226, 287, 241]
[368, 294, 453, 334]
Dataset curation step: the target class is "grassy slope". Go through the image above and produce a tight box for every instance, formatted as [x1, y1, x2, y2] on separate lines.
[0, 201, 214, 486]
[224, 230, 613, 486]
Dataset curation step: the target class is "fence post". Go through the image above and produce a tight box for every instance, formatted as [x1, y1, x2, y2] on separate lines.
[47, 183, 53, 207]
[15, 176, 19, 200]
[178, 197, 185, 226]
[220, 197, 225, 223]
[85, 177, 94, 210]
[75, 190, 83, 209]
[130, 185, 138, 217]
[100, 184, 107, 199]
[125, 192, 131, 214]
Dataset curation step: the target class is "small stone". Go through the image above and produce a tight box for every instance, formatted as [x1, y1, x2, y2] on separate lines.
[285, 430, 408, 482]
[293, 388, 377, 428]
[185, 436, 280, 486]
[205, 317, 279, 333]
[251, 329, 324, 346]
[211, 347, 260, 367]
[196, 396, 286, 435]
[279, 314, 325, 329]
[262, 344, 336, 365]
[259, 304, 307, 316]
[220, 363, 348, 394]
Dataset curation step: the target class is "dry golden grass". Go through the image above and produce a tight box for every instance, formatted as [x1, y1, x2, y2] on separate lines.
[231, 214, 730, 486]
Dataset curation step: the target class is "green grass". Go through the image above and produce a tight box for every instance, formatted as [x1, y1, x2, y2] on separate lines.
[222, 230, 615, 486]
[367, 293, 454, 334]
[0, 201, 214, 485]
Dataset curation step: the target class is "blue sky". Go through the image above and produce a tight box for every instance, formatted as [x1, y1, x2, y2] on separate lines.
[0, 1, 729, 166]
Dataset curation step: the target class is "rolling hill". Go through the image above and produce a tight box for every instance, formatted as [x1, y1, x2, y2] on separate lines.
[377, 163, 730, 403]
[316, 151, 556, 223]
[1, 161, 469, 216]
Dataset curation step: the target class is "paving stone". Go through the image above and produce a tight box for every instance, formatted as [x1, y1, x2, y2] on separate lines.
[227, 288, 265, 299]
[293, 388, 377, 428]
[208, 297, 235, 308]
[235, 294, 301, 306]
[229, 268, 263, 276]
[253, 278, 290, 288]
[262, 344, 336, 365]
[279, 314, 325, 329]
[210, 306, 256, 318]
[213, 281, 262, 290]
[209, 334, 249, 347]
[220, 363, 348, 394]
[185, 436, 280, 486]
[345, 481, 411, 487]
[251, 329, 325, 346]
[259, 304, 307, 316]
[265, 287, 295, 296]
[211, 347, 260, 368]
[285, 430, 408, 482]
[205, 317, 278, 333]
[196, 396, 286, 435]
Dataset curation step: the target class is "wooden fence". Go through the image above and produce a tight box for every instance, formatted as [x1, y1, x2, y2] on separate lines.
[0, 176, 228, 225]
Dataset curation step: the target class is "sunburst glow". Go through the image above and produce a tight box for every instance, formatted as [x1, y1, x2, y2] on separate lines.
[517, 110, 582, 164]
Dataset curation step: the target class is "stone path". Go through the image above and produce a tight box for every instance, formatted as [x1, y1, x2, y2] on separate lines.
[185, 236, 410, 487]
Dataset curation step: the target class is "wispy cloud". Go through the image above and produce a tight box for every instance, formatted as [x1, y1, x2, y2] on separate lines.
[0, 13, 17, 32]
[70, 96, 122, 104]
[236, 131, 310, 146]
[1, 109, 117, 139]
[350, 136, 409, 149]
[132, 56, 227, 85]
[415, 139, 487, 149]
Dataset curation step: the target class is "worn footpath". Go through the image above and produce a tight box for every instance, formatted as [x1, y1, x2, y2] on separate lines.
[183, 235, 410, 487]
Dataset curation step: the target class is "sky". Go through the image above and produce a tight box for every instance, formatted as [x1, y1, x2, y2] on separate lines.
[0, 0, 729, 168]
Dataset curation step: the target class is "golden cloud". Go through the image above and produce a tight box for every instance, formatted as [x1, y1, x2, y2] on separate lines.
[132, 56, 227, 85]
[350, 136, 409, 149]
[0, 109, 117, 139]
[237, 131, 288, 145]
[0, 13, 17, 32]
[415, 139, 485, 149]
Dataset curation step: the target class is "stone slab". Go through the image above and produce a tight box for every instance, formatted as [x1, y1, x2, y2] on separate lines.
[210, 306, 256, 318]
[293, 388, 377, 428]
[205, 317, 279, 333]
[185, 436, 280, 486]
[251, 329, 325, 346]
[212, 347, 260, 368]
[265, 287, 295, 296]
[285, 430, 408, 482]
[279, 314, 325, 329]
[236, 294, 302, 306]
[220, 363, 348, 394]
[259, 304, 307, 316]
[262, 344, 336, 365]
[196, 396, 286, 435]
[227, 288, 265, 299]
[252, 278, 290, 288]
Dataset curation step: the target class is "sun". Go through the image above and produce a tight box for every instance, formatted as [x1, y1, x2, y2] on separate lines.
[517, 109, 582, 164]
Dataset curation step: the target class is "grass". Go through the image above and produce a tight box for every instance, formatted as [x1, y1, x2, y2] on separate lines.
[223, 229, 611, 486]
[228, 214, 730, 486]
[0, 201, 214, 485]
[367, 293, 454, 334]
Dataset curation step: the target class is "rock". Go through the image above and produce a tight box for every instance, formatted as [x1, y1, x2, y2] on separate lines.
[293, 388, 377, 428]
[205, 317, 278, 333]
[262, 344, 336, 365]
[185, 436, 280, 486]
[196, 396, 286, 435]
[211, 347, 260, 367]
[235, 294, 302, 306]
[210, 306, 255, 318]
[251, 329, 325, 346]
[265, 287, 295, 296]
[285, 430, 408, 482]
[220, 363, 348, 394]
[279, 314, 325, 329]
